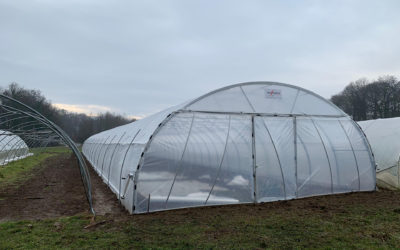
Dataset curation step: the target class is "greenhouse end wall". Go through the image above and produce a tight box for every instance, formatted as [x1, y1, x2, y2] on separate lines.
[358, 117, 400, 189]
[83, 82, 376, 214]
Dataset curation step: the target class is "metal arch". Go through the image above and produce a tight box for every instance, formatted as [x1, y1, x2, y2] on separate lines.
[132, 112, 181, 212]
[338, 120, 361, 191]
[1, 136, 25, 164]
[77, 80, 376, 214]
[310, 117, 334, 194]
[100, 134, 118, 178]
[118, 129, 141, 200]
[83, 81, 347, 157]
[95, 135, 112, 168]
[0, 94, 94, 215]
[205, 115, 231, 205]
[294, 116, 298, 198]
[0, 107, 69, 150]
[177, 110, 346, 118]
[91, 138, 103, 159]
[1, 111, 93, 211]
[107, 131, 127, 186]
[90, 140, 102, 164]
[315, 120, 342, 186]
[251, 115, 257, 202]
[0, 114, 54, 154]
[164, 113, 195, 208]
[351, 118, 377, 189]
[4, 139, 28, 165]
[182, 81, 347, 116]
[0, 105, 93, 209]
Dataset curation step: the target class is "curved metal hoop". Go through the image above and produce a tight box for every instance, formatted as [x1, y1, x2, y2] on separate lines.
[0, 94, 94, 214]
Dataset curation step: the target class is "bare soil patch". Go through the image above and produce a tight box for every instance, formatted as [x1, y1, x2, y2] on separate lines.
[0, 153, 125, 222]
[2, 153, 400, 248]
[132, 188, 400, 222]
[1, 152, 400, 225]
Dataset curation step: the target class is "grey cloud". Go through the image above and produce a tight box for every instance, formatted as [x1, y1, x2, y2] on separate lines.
[0, 0, 399, 117]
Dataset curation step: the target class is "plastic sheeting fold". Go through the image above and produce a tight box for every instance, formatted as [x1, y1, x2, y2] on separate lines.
[359, 117, 400, 189]
[83, 82, 376, 214]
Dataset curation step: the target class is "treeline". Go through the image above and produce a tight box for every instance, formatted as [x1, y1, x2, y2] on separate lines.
[1, 83, 135, 142]
[331, 75, 400, 121]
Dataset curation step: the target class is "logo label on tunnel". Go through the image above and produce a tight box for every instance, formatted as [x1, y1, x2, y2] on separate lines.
[265, 89, 282, 99]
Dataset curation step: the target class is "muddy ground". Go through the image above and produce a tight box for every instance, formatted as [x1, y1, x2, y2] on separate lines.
[0, 153, 125, 222]
[1, 153, 400, 223]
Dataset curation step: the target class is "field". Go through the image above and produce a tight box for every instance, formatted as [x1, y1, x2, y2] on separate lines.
[1, 150, 400, 249]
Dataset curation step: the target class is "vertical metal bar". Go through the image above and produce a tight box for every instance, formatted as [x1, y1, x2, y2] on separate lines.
[147, 194, 151, 213]
[251, 115, 257, 203]
[294, 116, 298, 198]
[121, 173, 134, 199]
[398, 160, 400, 189]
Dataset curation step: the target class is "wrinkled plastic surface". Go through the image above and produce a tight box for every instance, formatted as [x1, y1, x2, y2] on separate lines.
[83, 82, 375, 214]
[359, 117, 400, 189]
[185, 83, 344, 116]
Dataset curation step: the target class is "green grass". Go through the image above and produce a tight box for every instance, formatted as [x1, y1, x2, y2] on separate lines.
[1, 199, 400, 249]
[0, 146, 70, 190]
[1, 148, 400, 248]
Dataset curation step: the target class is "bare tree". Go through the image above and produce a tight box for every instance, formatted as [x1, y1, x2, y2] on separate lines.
[1, 83, 135, 142]
[331, 75, 400, 121]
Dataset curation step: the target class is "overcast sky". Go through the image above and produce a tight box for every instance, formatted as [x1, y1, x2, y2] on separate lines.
[1, 0, 399, 118]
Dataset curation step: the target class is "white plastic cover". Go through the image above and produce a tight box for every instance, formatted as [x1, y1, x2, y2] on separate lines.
[0, 130, 30, 165]
[83, 82, 375, 214]
[358, 117, 400, 189]
[185, 83, 345, 116]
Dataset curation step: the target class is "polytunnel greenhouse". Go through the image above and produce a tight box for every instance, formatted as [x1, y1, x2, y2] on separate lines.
[0, 130, 30, 165]
[359, 117, 400, 189]
[83, 82, 376, 214]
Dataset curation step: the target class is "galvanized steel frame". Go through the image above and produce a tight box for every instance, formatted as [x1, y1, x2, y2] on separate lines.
[0, 94, 94, 214]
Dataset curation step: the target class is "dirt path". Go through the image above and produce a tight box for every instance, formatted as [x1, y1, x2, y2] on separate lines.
[0, 153, 125, 222]
[1, 152, 400, 224]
